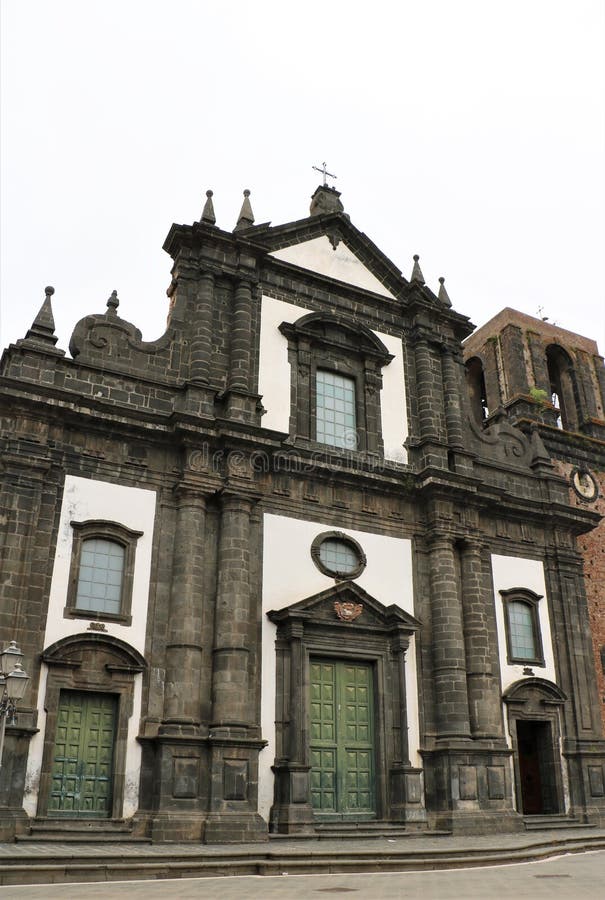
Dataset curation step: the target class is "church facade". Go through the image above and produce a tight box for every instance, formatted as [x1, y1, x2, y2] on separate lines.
[1, 185, 604, 842]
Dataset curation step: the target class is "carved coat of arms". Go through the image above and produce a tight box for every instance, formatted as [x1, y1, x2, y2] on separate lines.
[334, 601, 363, 622]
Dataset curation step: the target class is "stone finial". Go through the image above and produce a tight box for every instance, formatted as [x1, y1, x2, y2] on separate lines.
[310, 185, 345, 217]
[234, 189, 254, 231]
[201, 189, 216, 225]
[438, 276, 452, 308]
[529, 423, 554, 472]
[106, 290, 119, 315]
[410, 254, 425, 284]
[21, 285, 59, 347]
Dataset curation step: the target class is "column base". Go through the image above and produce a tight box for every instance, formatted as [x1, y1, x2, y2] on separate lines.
[148, 811, 206, 842]
[0, 807, 30, 841]
[421, 745, 518, 834]
[204, 811, 268, 843]
[269, 762, 316, 834]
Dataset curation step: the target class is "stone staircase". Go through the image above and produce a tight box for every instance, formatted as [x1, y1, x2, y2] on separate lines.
[15, 818, 150, 843]
[523, 814, 596, 832]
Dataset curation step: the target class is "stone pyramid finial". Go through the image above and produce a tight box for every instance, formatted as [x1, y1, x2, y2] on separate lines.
[201, 189, 216, 225]
[438, 276, 452, 308]
[234, 189, 254, 231]
[21, 285, 59, 347]
[106, 290, 119, 315]
[529, 423, 554, 473]
[410, 254, 425, 284]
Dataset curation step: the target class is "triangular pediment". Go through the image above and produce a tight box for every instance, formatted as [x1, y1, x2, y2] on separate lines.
[267, 580, 421, 632]
[270, 235, 397, 299]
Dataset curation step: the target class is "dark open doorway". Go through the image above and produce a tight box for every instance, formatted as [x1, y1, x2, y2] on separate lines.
[516, 719, 560, 815]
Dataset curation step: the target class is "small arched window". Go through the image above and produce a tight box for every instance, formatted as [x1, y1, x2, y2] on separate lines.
[500, 588, 545, 666]
[465, 356, 489, 424]
[546, 344, 578, 431]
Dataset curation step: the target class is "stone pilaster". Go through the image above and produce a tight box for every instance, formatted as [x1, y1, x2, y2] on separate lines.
[222, 277, 261, 424]
[205, 491, 267, 842]
[161, 487, 207, 728]
[441, 347, 475, 476]
[270, 621, 315, 833]
[411, 329, 447, 469]
[460, 540, 504, 740]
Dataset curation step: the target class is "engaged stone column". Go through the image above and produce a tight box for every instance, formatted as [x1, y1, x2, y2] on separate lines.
[229, 279, 253, 392]
[414, 335, 441, 443]
[393, 632, 411, 766]
[441, 348, 465, 450]
[163, 488, 207, 725]
[428, 537, 471, 739]
[211, 492, 254, 729]
[460, 540, 503, 739]
[189, 270, 215, 385]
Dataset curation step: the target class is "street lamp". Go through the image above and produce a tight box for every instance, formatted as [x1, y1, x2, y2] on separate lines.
[0, 641, 30, 770]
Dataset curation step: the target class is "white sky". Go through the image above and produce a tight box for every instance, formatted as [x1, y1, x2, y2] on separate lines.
[1, 1, 604, 353]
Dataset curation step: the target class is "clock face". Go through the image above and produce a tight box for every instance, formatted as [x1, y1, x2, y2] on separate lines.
[571, 468, 599, 502]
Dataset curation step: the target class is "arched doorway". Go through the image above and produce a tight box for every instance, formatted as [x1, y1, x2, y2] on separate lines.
[37, 634, 146, 820]
[504, 678, 567, 815]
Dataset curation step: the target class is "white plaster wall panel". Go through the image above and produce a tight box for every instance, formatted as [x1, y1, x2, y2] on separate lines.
[270, 236, 396, 299]
[43, 475, 157, 653]
[26, 475, 157, 818]
[259, 513, 418, 821]
[123, 673, 144, 817]
[259, 298, 408, 462]
[491, 554, 556, 696]
[23, 662, 48, 817]
[375, 330, 408, 463]
[258, 296, 312, 433]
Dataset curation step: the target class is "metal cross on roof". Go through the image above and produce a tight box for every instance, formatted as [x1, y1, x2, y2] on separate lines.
[312, 161, 337, 187]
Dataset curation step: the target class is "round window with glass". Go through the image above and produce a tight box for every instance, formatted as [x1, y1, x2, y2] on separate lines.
[311, 531, 366, 580]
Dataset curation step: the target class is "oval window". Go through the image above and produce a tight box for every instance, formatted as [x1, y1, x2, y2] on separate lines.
[311, 531, 366, 579]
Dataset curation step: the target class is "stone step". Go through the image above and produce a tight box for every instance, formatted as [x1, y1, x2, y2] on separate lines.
[16, 818, 151, 843]
[523, 814, 596, 832]
[2, 833, 605, 886]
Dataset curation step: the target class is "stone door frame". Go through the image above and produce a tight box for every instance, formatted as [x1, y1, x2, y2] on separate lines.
[503, 677, 567, 816]
[37, 634, 146, 820]
[267, 580, 422, 833]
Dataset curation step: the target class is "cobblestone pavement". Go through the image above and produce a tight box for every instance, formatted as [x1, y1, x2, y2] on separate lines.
[0, 850, 603, 899]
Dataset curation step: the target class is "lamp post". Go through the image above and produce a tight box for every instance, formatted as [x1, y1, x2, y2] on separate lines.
[0, 641, 30, 770]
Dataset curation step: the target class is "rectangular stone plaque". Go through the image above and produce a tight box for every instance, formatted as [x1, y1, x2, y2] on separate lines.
[405, 772, 422, 804]
[224, 759, 248, 801]
[173, 756, 199, 799]
[487, 766, 505, 800]
[588, 765, 605, 798]
[459, 765, 478, 800]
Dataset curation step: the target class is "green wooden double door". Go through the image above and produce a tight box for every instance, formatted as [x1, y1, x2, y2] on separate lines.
[309, 659, 376, 819]
[49, 690, 116, 818]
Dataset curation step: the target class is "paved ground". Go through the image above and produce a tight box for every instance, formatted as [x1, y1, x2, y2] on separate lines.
[1, 849, 603, 899]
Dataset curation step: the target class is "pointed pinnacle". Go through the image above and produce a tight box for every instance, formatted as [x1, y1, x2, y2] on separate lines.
[201, 189, 216, 225]
[22, 285, 59, 346]
[410, 254, 425, 284]
[438, 276, 452, 308]
[234, 189, 254, 231]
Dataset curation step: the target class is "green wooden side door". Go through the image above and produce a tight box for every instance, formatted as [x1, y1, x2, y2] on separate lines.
[309, 659, 375, 820]
[49, 691, 117, 818]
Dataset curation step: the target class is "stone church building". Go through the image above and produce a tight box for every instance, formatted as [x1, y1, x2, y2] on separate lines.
[1, 184, 604, 842]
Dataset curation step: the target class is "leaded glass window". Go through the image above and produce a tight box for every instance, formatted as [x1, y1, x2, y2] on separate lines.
[316, 370, 357, 450]
[507, 600, 536, 660]
[319, 539, 359, 575]
[75, 538, 125, 615]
